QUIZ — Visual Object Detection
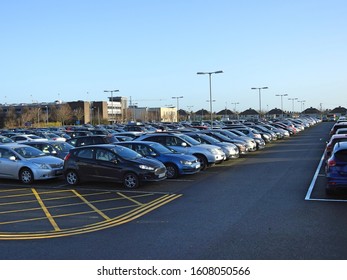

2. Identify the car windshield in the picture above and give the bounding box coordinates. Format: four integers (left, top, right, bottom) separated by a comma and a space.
199, 134, 220, 144
13, 146, 46, 158
335, 149, 347, 161
112, 145, 142, 160
0, 137, 14, 143
148, 142, 174, 154
178, 134, 201, 146
52, 142, 74, 152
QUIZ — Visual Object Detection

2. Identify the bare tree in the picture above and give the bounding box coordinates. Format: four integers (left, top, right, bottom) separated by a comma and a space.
4, 107, 17, 128
73, 107, 84, 124
56, 104, 73, 125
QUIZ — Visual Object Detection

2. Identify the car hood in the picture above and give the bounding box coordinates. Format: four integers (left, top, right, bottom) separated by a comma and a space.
130, 157, 164, 168
158, 153, 197, 161
26, 156, 64, 165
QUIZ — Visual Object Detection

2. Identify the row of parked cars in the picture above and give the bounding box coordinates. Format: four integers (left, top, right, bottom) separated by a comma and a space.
324, 117, 347, 194
0, 116, 320, 189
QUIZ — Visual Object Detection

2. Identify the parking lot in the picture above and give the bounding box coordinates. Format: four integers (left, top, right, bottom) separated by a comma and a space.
0, 123, 344, 241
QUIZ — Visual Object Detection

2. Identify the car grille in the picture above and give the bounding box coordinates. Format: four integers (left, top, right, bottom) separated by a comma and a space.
49, 163, 64, 169
155, 167, 166, 175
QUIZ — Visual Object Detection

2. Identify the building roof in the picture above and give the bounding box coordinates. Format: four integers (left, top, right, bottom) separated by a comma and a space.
240, 108, 259, 115
330, 106, 347, 114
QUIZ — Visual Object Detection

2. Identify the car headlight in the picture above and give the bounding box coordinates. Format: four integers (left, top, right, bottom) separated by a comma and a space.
180, 160, 193, 165
34, 163, 50, 169
139, 165, 155, 171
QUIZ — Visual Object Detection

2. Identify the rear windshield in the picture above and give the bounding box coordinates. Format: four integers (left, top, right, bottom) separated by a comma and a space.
335, 149, 347, 161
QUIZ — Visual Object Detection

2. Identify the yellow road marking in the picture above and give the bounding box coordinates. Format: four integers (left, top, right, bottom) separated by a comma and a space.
71, 190, 110, 221
117, 192, 144, 206
0, 193, 182, 239
31, 188, 60, 231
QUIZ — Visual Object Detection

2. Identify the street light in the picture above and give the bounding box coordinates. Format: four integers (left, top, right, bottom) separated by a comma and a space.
275, 94, 288, 114
104, 90, 119, 124
172, 96, 183, 122
288, 97, 298, 114
197, 70, 223, 128
298, 100, 306, 112
251, 87, 268, 117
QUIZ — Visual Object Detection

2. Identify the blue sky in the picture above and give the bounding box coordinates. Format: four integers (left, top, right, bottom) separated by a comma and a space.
1, 0, 346, 113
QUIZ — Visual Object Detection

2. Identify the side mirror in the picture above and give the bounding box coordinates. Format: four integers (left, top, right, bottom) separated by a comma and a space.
9, 156, 16, 161
181, 142, 187, 147
149, 152, 157, 157
112, 158, 118, 164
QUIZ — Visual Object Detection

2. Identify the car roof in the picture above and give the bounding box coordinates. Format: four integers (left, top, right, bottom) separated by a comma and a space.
330, 134, 347, 140
333, 141, 347, 151
0, 143, 30, 149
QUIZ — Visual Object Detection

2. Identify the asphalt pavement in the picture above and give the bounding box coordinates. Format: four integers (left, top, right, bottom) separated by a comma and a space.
2, 122, 346, 260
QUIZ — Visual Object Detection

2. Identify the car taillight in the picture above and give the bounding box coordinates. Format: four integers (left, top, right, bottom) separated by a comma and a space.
328, 159, 336, 167
64, 153, 71, 161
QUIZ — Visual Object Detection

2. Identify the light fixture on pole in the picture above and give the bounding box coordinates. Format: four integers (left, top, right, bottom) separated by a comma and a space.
197, 70, 223, 128
104, 89, 119, 124
288, 97, 298, 113
298, 100, 306, 112
172, 96, 183, 122
251, 87, 268, 117
275, 94, 288, 115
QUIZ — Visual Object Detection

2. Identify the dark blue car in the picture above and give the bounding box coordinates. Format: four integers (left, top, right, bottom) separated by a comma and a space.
116, 141, 201, 179
325, 142, 347, 194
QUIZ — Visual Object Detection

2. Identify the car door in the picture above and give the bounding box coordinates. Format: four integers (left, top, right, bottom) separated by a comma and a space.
0, 148, 20, 179
94, 147, 123, 182
74, 147, 97, 180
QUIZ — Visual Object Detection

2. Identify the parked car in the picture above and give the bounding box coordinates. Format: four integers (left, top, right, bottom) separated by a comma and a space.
323, 134, 347, 161
66, 135, 119, 147
329, 122, 347, 137
0, 135, 15, 144
182, 132, 240, 159
33, 131, 66, 142
22, 140, 74, 159
229, 129, 266, 150
325, 142, 347, 194
63, 144, 167, 189
11, 134, 48, 143
0, 143, 64, 184
116, 141, 201, 178
135, 132, 225, 170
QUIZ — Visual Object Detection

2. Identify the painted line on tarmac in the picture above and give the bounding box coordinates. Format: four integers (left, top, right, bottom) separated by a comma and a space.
305, 153, 347, 203
0, 192, 182, 240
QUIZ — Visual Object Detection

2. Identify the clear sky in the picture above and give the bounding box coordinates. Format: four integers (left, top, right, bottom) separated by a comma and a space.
1, 0, 346, 113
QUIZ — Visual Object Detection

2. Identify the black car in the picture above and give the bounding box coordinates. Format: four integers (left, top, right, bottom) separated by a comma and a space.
63, 144, 167, 189
66, 135, 119, 147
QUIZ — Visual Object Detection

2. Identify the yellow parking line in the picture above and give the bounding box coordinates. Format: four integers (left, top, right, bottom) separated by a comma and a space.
31, 188, 61, 231
117, 192, 144, 206
71, 190, 110, 221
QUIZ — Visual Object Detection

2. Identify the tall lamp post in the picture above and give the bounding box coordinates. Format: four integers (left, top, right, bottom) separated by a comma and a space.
197, 70, 223, 128
104, 89, 119, 124
251, 87, 268, 117
275, 94, 288, 117
298, 100, 306, 112
288, 97, 298, 115
172, 96, 183, 122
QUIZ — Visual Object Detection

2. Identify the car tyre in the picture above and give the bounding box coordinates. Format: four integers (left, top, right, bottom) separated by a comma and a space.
19, 168, 34, 184
195, 154, 208, 171
123, 172, 140, 189
165, 163, 179, 179
65, 170, 80, 186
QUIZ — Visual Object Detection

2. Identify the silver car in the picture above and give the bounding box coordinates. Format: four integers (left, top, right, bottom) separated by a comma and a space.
0, 143, 64, 184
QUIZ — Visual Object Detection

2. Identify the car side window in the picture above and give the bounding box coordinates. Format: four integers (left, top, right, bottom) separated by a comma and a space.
145, 136, 165, 145
96, 149, 115, 161
93, 137, 105, 144
0, 148, 14, 159
133, 144, 150, 156
76, 148, 94, 159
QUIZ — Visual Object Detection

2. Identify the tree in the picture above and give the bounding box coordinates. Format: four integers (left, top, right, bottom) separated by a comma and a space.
73, 107, 84, 124
56, 104, 73, 125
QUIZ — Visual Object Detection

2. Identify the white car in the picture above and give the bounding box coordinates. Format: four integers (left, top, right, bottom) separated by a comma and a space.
10, 134, 48, 143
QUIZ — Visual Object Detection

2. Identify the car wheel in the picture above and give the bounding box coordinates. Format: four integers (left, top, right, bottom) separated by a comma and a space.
195, 154, 208, 171
19, 168, 34, 184
165, 163, 179, 179
65, 170, 80, 186
123, 172, 139, 189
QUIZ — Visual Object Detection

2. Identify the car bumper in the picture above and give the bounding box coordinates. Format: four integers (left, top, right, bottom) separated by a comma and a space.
180, 162, 201, 175
33, 168, 64, 180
